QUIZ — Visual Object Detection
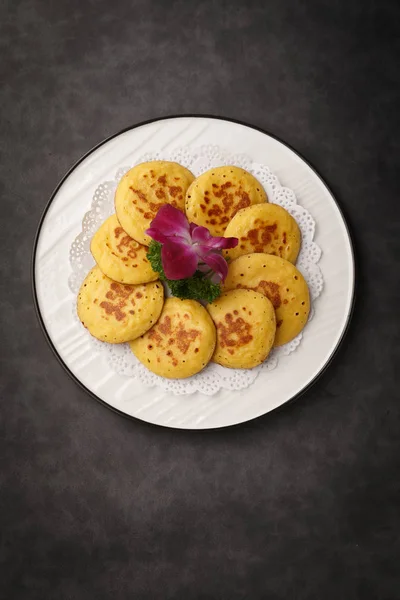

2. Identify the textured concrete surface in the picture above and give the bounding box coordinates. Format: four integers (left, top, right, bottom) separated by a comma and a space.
1, 1, 399, 598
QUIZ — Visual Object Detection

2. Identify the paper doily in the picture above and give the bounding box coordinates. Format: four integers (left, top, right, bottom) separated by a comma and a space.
68, 145, 323, 395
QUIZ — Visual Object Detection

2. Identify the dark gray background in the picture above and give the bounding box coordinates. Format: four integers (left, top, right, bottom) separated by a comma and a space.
1, 0, 399, 598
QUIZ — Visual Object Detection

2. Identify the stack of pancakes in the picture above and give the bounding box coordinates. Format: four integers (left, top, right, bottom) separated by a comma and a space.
77, 161, 310, 378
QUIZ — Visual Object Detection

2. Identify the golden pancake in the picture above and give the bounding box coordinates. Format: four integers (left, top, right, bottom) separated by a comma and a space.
130, 298, 216, 379
223, 203, 301, 263
185, 166, 267, 236
77, 266, 164, 343
207, 289, 276, 369
115, 161, 195, 246
223, 254, 310, 346
90, 214, 158, 284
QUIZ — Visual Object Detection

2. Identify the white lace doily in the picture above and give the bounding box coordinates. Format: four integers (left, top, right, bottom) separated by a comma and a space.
69, 145, 323, 396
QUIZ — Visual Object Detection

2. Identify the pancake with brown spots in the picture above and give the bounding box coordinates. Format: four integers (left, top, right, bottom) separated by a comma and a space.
77, 266, 164, 343
129, 298, 216, 378
115, 161, 195, 245
207, 289, 276, 368
223, 203, 301, 263
223, 253, 310, 346
90, 214, 158, 284
185, 166, 267, 236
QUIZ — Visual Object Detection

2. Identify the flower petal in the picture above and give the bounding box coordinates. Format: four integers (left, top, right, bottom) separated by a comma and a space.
199, 252, 229, 283
145, 228, 169, 244
146, 205, 190, 241
191, 224, 238, 250
190, 225, 213, 245
219, 235, 239, 249
161, 240, 198, 280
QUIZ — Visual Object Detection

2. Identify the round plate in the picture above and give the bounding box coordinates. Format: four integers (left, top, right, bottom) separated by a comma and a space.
33, 116, 355, 429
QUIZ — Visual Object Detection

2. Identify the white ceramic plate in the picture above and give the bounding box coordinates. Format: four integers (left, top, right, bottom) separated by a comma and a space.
33, 116, 355, 429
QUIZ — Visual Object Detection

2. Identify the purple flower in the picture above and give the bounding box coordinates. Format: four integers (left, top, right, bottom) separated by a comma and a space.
146, 205, 238, 282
